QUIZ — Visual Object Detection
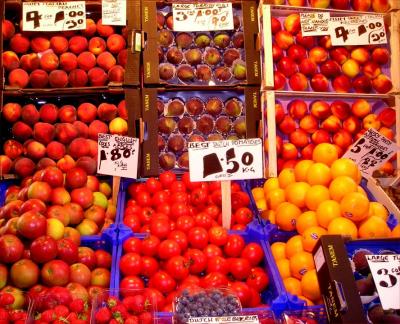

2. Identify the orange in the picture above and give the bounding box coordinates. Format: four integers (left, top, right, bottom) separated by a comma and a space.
276, 258, 291, 279
358, 216, 391, 239
312, 143, 338, 166
275, 202, 301, 231
261, 210, 276, 224
305, 185, 330, 211
298, 295, 314, 306
263, 178, 280, 195
286, 235, 304, 259
340, 192, 370, 222
294, 160, 314, 182
252, 187, 265, 201
368, 202, 389, 221
357, 186, 368, 197
306, 163, 332, 186
278, 168, 296, 189
255, 198, 267, 211
329, 176, 357, 202
271, 242, 287, 260
296, 211, 318, 234
302, 226, 327, 252
301, 269, 321, 302
327, 217, 358, 239
285, 182, 311, 208
392, 225, 400, 238
330, 158, 359, 182
283, 277, 302, 296
266, 188, 286, 210
316, 200, 341, 228
289, 251, 315, 279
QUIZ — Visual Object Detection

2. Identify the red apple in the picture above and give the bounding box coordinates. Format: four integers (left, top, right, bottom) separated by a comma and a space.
41, 166, 64, 188
71, 187, 93, 209
27, 181, 52, 202
372, 74, 393, 93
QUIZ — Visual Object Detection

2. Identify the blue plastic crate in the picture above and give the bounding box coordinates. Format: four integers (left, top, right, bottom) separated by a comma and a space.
0, 178, 18, 207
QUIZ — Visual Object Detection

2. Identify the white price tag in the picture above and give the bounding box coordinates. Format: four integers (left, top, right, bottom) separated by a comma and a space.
188, 139, 263, 182
97, 133, 139, 179
328, 15, 387, 46
102, 0, 126, 26
366, 254, 400, 310
300, 12, 330, 36
172, 3, 234, 32
22, 1, 86, 32
342, 128, 398, 176
188, 315, 259, 323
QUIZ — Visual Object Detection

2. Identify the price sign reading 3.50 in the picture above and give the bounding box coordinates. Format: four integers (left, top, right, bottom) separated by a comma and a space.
188, 139, 263, 182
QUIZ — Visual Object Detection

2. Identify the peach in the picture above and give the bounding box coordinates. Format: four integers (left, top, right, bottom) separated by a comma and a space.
69, 36, 88, 54
301, 143, 315, 159
33, 123, 56, 144
329, 47, 349, 65
49, 70, 69, 88
58, 105, 76, 123
363, 62, 381, 79
55, 123, 79, 144
97, 52, 116, 71
57, 154, 76, 172
0, 155, 12, 175
98, 103, 117, 121
284, 14, 301, 35
26, 141, 46, 160
50, 36, 69, 54
332, 0, 350, 9
96, 19, 115, 37
88, 67, 108, 86
40, 52, 59, 72
20, 53, 40, 71
117, 49, 127, 67
89, 120, 108, 140
14, 157, 36, 177
299, 58, 318, 77
310, 73, 329, 92
320, 60, 341, 79
289, 129, 309, 148
352, 75, 372, 93
372, 0, 390, 12
9, 34, 30, 53
39, 103, 58, 123
77, 51, 97, 71
341, 59, 360, 78
277, 57, 297, 77
288, 0, 306, 5
330, 100, 351, 120
371, 47, 390, 65
332, 75, 352, 93
108, 65, 125, 82
274, 71, 287, 90
3, 139, 23, 159
2, 103, 22, 123
296, 32, 315, 49
83, 19, 97, 37
377, 107, 395, 127
310, 100, 330, 120
2, 51, 20, 70
343, 116, 361, 134
118, 100, 127, 119
355, 129, 367, 140
88, 37, 106, 55
68, 69, 88, 87
275, 30, 294, 50
350, 47, 370, 64
372, 74, 393, 93
275, 103, 285, 123
311, 129, 331, 144
109, 117, 128, 135
321, 115, 342, 133
300, 114, 318, 133
8, 69, 29, 88
29, 69, 49, 88
2, 20, 15, 40
47, 141, 66, 160
310, 0, 330, 8
363, 113, 381, 130
309, 46, 328, 64
37, 157, 57, 169
333, 129, 353, 149
378, 126, 394, 140
106, 34, 126, 54
351, 99, 371, 118
73, 121, 89, 138
281, 142, 299, 160
30, 37, 50, 53
278, 115, 296, 134
86, 139, 98, 157
69, 138, 90, 159
21, 104, 40, 125
76, 156, 97, 175
288, 99, 308, 120
60, 53, 78, 72
289, 72, 308, 91
271, 17, 282, 34
77, 103, 97, 123
351, 0, 371, 10
272, 44, 284, 62
318, 35, 332, 49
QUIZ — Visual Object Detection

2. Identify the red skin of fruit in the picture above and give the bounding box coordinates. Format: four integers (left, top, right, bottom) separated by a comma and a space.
16, 211, 47, 240
41, 260, 71, 286
30, 235, 58, 264
65, 167, 88, 189
0, 234, 24, 263
71, 187, 93, 209
78, 247, 97, 270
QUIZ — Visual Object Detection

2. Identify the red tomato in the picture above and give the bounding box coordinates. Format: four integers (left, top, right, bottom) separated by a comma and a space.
156, 203, 171, 216
119, 253, 142, 276
145, 178, 162, 193
179, 275, 201, 287
170, 181, 186, 192
127, 183, 147, 199
149, 271, 176, 294
150, 218, 170, 239
124, 214, 141, 232
182, 173, 202, 191
139, 207, 155, 224
170, 192, 189, 204
140, 256, 159, 278
234, 207, 253, 225
208, 226, 228, 246
194, 213, 213, 229
142, 288, 165, 311
151, 190, 170, 206
246, 268, 269, 292
231, 192, 250, 211
231, 224, 247, 231
229, 282, 252, 307
140, 225, 151, 234
136, 191, 152, 207
170, 202, 189, 220
167, 230, 188, 251
208, 181, 221, 191
229, 258, 252, 280
211, 190, 222, 205
125, 203, 142, 216
183, 249, 207, 274
165, 256, 190, 280
248, 287, 262, 307
231, 182, 241, 192
190, 188, 208, 206
41, 260, 70, 286
203, 244, 223, 258
206, 256, 229, 275
224, 234, 245, 257
241, 243, 264, 266
176, 216, 195, 233
78, 247, 96, 270
204, 205, 220, 219
141, 235, 160, 257
95, 250, 112, 268
200, 272, 229, 288
159, 171, 177, 189
188, 227, 209, 249
120, 276, 145, 296
157, 240, 181, 260
123, 237, 142, 254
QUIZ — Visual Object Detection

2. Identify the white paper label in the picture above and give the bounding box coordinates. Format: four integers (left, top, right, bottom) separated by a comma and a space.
172, 3, 234, 32
97, 133, 139, 178
188, 315, 259, 323
314, 246, 325, 272
22, 1, 86, 31
328, 15, 387, 46
342, 128, 398, 176
366, 254, 400, 310
300, 12, 330, 36
102, 0, 126, 26
188, 139, 263, 182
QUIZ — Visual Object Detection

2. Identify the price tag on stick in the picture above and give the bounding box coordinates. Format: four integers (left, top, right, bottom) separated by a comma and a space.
342, 128, 399, 176
102, 0, 126, 26
97, 133, 139, 179
366, 254, 400, 310
22, 1, 86, 31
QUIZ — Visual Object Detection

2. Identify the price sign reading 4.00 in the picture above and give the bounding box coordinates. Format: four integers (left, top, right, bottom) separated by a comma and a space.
97, 133, 139, 179
188, 139, 263, 182
22, 1, 86, 32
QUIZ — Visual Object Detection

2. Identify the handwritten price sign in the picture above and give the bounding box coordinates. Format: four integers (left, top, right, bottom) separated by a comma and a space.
102, 0, 126, 26
172, 3, 234, 32
22, 1, 86, 31
300, 12, 330, 36
97, 133, 139, 178
328, 15, 387, 46
343, 128, 398, 176
188, 139, 263, 182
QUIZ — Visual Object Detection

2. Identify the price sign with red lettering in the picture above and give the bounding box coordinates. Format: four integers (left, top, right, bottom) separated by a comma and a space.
366, 254, 400, 310
97, 133, 139, 178
172, 3, 234, 32
22, 1, 86, 31
328, 15, 387, 46
188, 139, 263, 182
342, 128, 398, 176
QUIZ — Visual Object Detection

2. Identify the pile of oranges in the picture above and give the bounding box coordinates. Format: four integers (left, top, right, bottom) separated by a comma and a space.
251, 143, 400, 306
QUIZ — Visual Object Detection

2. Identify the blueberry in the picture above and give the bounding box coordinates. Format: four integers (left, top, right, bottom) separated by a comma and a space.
216, 308, 224, 316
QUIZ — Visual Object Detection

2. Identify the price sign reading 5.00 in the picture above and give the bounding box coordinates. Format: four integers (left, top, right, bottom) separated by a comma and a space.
188, 139, 263, 182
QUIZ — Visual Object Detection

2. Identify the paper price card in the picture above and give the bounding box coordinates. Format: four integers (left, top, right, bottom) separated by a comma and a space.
22, 1, 86, 32
172, 3, 234, 32
97, 133, 139, 178
328, 15, 387, 46
188, 315, 259, 323
300, 12, 330, 36
366, 254, 400, 310
188, 139, 263, 182
342, 128, 398, 176
102, 0, 126, 26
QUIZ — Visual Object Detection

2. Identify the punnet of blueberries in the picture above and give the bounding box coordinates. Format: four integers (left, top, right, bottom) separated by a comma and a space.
174, 288, 241, 323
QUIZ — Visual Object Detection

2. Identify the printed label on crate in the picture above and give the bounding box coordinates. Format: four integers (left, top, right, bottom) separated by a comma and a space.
22, 1, 86, 31
172, 3, 234, 32
102, 0, 126, 26
342, 128, 398, 176
188, 315, 259, 323
300, 12, 330, 36
188, 139, 263, 182
366, 254, 400, 310
97, 133, 139, 178
328, 15, 387, 46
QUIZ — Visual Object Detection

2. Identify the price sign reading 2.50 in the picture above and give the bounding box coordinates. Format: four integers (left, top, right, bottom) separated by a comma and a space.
188, 139, 263, 182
